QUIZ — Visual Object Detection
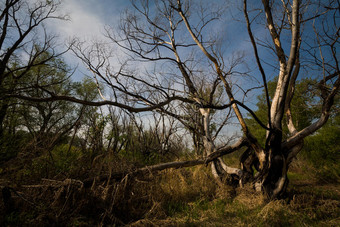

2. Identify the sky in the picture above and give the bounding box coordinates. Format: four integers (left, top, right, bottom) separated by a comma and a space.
45, 0, 256, 137
1, 0, 336, 147
48, 0, 263, 90
51, 0, 126, 39
44, 0, 267, 135
48, 0, 128, 80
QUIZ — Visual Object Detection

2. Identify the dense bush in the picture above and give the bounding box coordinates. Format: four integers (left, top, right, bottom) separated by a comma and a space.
302, 114, 340, 182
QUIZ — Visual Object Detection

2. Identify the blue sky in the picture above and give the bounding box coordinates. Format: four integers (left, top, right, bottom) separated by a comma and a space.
48, 0, 129, 80
49, 0, 327, 111
40, 0, 339, 140
51, 0, 257, 79
53, 0, 127, 37
46, 1, 271, 129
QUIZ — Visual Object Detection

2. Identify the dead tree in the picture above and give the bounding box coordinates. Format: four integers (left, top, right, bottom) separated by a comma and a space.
241, 0, 339, 198
7, 0, 339, 199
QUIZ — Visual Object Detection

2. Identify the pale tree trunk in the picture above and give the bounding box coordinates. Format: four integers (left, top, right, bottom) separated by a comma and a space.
200, 108, 242, 184
236, 0, 297, 198
178, 1, 267, 189
251, 0, 340, 198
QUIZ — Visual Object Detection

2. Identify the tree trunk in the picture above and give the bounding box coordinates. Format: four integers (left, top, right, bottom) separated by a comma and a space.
252, 141, 304, 199
199, 108, 242, 185
261, 152, 289, 199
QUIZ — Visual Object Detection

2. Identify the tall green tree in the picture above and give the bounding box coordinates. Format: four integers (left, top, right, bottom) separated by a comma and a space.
0, 0, 66, 137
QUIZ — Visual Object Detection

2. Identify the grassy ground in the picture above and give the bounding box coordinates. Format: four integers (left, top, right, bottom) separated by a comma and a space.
127, 165, 340, 227
1, 155, 339, 226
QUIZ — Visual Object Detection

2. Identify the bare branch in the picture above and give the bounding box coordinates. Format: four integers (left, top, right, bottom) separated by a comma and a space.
82, 137, 248, 187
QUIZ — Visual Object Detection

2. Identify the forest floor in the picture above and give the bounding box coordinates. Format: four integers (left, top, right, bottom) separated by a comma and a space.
0, 155, 339, 226
127, 163, 340, 227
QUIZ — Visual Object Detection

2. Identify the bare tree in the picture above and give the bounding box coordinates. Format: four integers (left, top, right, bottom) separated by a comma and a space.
70, 0, 248, 184
242, 0, 339, 197
7, 0, 339, 199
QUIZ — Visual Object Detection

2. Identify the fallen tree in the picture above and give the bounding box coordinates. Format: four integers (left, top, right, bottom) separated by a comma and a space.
82, 137, 248, 187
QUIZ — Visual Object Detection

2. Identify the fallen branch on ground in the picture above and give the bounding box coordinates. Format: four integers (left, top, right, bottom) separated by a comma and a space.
82, 137, 248, 187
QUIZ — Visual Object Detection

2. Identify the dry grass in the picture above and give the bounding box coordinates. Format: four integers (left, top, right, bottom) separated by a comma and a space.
1, 156, 340, 226
127, 164, 340, 227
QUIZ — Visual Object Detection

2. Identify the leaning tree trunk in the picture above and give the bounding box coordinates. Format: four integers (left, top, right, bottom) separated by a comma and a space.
200, 108, 242, 185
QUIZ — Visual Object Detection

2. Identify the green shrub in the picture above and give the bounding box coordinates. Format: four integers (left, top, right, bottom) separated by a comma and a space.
0, 131, 30, 163
302, 115, 340, 182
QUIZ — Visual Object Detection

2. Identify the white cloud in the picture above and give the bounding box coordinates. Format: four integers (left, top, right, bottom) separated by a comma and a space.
45, 0, 119, 81
51, 0, 105, 41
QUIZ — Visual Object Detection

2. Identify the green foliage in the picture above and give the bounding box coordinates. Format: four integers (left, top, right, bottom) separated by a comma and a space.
0, 131, 30, 163
114, 121, 181, 165
247, 78, 339, 180
14, 144, 83, 181
246, 78, 319, 145
73, 77, 102, 100
1, 52, 81, 148
118, 128, 165, 165
303, 114, 340, 182
50, 144, 83, 173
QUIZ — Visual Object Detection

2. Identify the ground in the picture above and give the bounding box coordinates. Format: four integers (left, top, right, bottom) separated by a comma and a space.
1, 155, 339, 226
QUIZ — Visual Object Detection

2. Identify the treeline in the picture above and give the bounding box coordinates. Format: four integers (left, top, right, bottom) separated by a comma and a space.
1, 53, 338, 184
0, 55, 186, 181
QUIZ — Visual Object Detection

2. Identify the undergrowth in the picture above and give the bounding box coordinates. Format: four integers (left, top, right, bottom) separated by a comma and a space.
0, 146, 339, 226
